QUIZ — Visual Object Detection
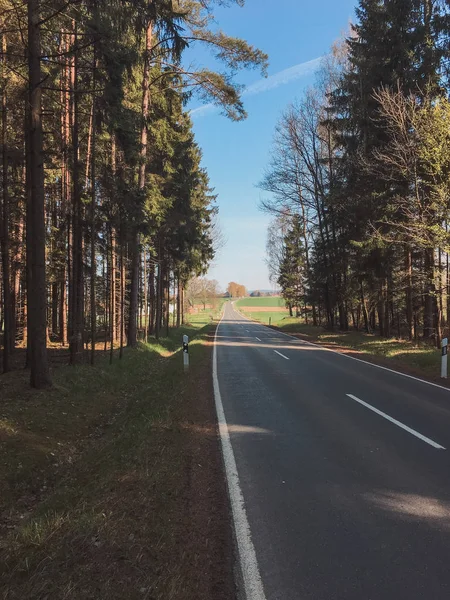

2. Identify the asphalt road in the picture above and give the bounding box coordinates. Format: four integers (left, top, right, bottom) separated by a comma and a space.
216, 301, 450, 600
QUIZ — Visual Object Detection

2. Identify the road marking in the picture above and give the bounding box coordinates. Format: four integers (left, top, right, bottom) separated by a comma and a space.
346, 394, 446, 450
233, 305, 450, 394
274, 350, 289, 360
255, 337, 261, 342
213, 313, 267, 600
233, 305, 447, 394
248, 316, 450, 393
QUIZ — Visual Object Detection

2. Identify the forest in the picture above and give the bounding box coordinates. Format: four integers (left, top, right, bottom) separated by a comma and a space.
0, 0, 267, 387
262, 0, 450, 347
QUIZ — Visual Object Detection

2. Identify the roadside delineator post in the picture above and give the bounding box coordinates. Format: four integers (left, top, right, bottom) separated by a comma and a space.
183, 334, 189, 371
441, 337, 448, 379
269, 317, 272, 326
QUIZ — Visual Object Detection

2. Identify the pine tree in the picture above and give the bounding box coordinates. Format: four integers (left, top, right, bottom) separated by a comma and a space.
278, 215, 305, 317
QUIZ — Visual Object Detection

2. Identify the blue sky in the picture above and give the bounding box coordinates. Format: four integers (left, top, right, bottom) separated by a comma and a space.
186, 0, 356, 292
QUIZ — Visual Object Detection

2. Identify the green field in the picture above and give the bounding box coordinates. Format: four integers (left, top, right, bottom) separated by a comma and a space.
235, 296, 288, 324
241, 311, 289, 325
185, 298, 228, 328
236, 296, 286, 307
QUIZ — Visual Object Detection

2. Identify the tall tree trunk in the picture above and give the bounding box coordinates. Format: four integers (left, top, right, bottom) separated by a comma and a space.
155, 261, 162, 341
51, 283, 58, 335
166, 269, 170, 338
144, 248, 148, 341
384, 278, 391, 338
119, 235, 124, 358
377, 299, 384, 337
59, 279, 66, 345
85, 98, 94, 189
110, 134, 117, 344
405, 247, 414, 340
359, 280, 370, 333
1, 37, 11, 373
128, 21, 153, 347
27, 0, 51, 387
89, 60, 96, 365
69, 32, 84, 364
11, 208, 24, 350
438, 246, 444, 342
61, 31, 70, 347
176, 276, 181, 328
103, 247, 107, 352
149, 261, 155, 335
423, 247, 435, 341
447, 233, 450, 331
51, 189, 58, 336
109, 227, 114, 364
181, 286, 185, 325
25, 92, 31, 367
127, 232, 139, 346
111, 229, 116, 343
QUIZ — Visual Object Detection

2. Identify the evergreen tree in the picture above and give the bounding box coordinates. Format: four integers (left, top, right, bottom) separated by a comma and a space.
278, 215, 305, 317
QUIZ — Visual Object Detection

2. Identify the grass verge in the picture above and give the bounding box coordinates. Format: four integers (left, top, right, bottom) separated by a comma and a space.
0, 316, 234, 599
274, 318, 443, 382
240, 311, 289, 325
234, 301, 443, 382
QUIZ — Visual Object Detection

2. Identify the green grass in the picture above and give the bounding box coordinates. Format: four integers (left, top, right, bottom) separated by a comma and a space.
185, 298, 227, 327
236, 296, 285, 307
143, 298, 227, 354
235, 296, 289, 324
275, 318, 442, 379
243, 311, 290, 324
0, 317, 228, 599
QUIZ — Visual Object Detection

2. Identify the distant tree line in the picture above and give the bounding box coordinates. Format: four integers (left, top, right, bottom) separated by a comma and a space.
262, 0, 450, 345
0, 0, 268, 387
227, 282, 247, 298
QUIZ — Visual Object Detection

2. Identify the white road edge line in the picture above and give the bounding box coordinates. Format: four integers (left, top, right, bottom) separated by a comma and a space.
274, 350, 290, 360
234, 305, 450, 394
346, 394, 446, 450
213, 307, 267, 600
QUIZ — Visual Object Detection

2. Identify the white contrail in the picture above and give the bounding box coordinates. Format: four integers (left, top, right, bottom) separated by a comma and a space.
190, 56, 323, 118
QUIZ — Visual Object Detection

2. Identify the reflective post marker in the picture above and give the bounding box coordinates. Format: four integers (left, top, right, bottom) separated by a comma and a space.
441, 338, 448, 379
183, 334, 189, 371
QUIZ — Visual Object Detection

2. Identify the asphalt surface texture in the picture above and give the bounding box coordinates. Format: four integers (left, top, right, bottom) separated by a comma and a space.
216, 301, 450, 600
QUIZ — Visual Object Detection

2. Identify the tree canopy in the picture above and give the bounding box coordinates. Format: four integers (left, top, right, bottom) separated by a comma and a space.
0, 0, 267, 386
261, 0, 450, 343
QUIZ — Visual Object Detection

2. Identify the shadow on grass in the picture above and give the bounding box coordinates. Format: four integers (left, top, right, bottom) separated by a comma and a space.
275, 320, 441, 378
1, 321, 234, 600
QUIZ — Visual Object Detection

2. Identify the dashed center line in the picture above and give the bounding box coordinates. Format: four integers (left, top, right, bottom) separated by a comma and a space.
274, 350, 289, 360
346, 394, 446, 450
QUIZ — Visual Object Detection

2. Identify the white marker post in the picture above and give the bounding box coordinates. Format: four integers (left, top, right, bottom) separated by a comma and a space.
441, 337, 448, 379
183, 334, 189, 372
